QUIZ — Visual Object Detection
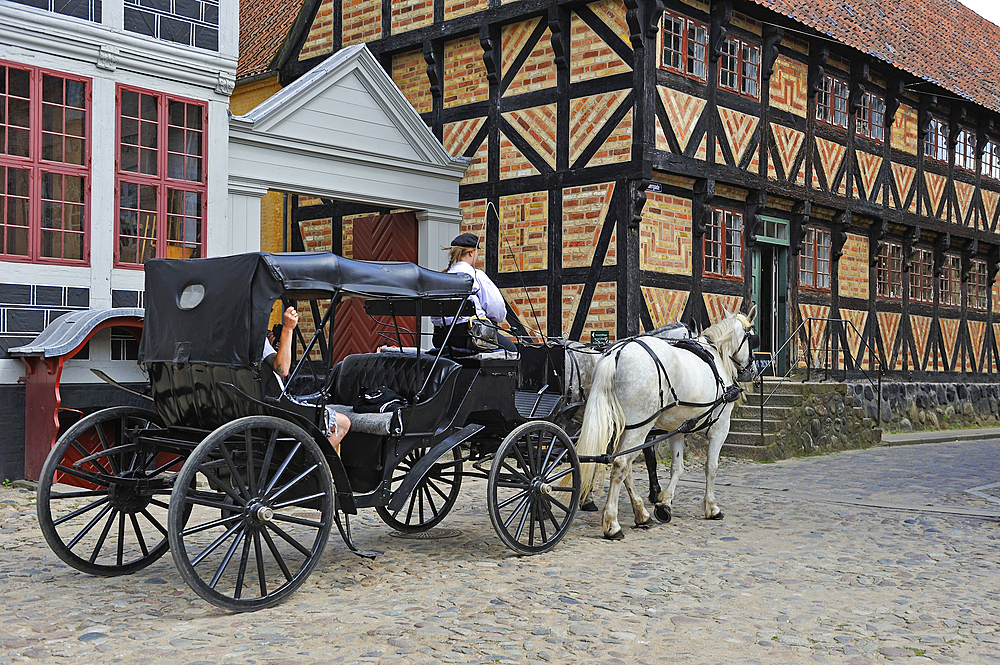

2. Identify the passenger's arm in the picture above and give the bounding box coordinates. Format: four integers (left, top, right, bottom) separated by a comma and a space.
272, 307, 299, 377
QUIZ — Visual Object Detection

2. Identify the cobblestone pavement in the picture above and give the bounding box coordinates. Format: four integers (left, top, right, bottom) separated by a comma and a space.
1, 438, 999, 665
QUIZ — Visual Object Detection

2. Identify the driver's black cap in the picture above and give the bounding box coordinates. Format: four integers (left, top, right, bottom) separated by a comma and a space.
451, 233, 480, 248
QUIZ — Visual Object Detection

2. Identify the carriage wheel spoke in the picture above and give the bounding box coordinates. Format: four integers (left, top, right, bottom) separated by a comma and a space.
503, 492, 531, 531
130, 513, 150, 557
69, 439, 113, 477
234, 529, 253, 600
148, 455, 184, 478
425, 477, 452, 503
260, 526, 293, 582
50, 489, 108, 500
197, 465, 247, 506
499, 460, 530, 485
53, 495, 109, 526
218, 442, 249, 501
244, 430, 258, 496
182, 513, 244, 536
273, 491, 326, 510
495, 488, 529, 510
264, 441, 303, 496
545, 493, 572, 516
253, 531, 268, 597
190, 522, 243, 566
272, 512, 325, 529
257, 429, 279, 492
141, 509, 168, 537
268, 463, 320, 504
54, 464, 110, 488
148, 498, 171, 510
183, 493, 243, 514
513, 495, 532, 541
117, 510, 126, 566
93, 423, 119, 475
66, 501, 112, 549
89, 507, 119, 564
540, 447, 569, 476
209, 526, 246, 590
266, 521, 313, 558
510, 444, 533, 478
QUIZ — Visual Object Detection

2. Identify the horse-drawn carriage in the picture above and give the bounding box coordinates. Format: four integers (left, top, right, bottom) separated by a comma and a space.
36, 252, 584, 611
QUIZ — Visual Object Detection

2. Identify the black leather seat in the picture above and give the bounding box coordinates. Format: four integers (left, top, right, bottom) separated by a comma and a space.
327, 353, 460, 407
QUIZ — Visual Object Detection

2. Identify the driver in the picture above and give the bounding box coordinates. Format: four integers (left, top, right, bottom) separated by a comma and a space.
264, 306, 351, 454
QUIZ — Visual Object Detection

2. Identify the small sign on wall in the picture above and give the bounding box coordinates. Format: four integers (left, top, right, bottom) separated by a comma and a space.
591, 330, 610, 346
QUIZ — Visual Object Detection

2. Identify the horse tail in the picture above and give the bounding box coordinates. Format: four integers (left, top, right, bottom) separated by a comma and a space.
576, 353, 625, 501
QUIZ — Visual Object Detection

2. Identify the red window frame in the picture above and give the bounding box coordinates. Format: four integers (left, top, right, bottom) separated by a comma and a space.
924, 117, 948, 162
115, 84, 207, 268
955, 129, 976, 171
939, 254, 961, 307
718, 38, 760, 99
704, 208, 743, 279
856, 92, 885, 142
876, 241, 903, 299
660, 10, 708, 82
982, 140, 1000, 180
799, 227, 831, 290
815, 74, 849, 129
0, 61, 90, 265
970, 259, 989, 311
908, 247, 933, 303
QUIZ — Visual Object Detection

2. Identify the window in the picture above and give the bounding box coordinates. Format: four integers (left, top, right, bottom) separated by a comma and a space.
660, 11, 708, 82
0, 63, 89, 264
719, 38, 760, 98
110, 326, 140, 361
982, 141, 1000, 180
799, 227, 831, 290
955, 129, 976, 171
908, 248, 933, 303
939, 254, 961, 307
970, 259, 989, 311
924, 117, 948, 162
876, 241, 903, 299
704, 209, 743, 278
856, 92, 885, 142
816, 74, 849, 129
116, 86, 206, 267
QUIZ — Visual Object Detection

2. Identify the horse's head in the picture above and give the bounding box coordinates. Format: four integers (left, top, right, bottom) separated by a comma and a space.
705, 306, 759, 381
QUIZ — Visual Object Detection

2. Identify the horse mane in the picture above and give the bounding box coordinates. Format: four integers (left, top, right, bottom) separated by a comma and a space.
700, 316, 742, 381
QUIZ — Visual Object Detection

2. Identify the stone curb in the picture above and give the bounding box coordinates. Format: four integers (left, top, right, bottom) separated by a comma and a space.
882, 427, 1000, 445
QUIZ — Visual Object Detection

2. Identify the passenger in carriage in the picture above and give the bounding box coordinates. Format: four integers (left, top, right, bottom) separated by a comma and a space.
264, 306, 351, 454
431, 233, 517, 353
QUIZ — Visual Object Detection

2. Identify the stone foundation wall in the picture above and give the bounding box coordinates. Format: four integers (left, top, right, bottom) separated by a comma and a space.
770, 384, 880, 457
849, 381, 1000, 432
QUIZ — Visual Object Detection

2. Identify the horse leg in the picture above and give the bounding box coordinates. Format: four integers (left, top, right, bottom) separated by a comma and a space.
621, 455, 653, 528
643, 446, 661, 504
703, 420, 728, 520
654, 435, 684, 523
601, 456, 630, 540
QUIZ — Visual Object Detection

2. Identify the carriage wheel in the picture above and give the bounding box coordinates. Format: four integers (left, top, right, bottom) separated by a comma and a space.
36, 406, 178, 576
488, 421, 581, 555
168, 416, 333, 612
376, 446, 463, 533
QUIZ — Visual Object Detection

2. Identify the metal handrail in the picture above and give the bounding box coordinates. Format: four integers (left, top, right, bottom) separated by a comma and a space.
753, 317, 882, 447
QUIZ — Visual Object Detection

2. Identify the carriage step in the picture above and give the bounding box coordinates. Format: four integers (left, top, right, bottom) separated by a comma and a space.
514, 391, 561, 419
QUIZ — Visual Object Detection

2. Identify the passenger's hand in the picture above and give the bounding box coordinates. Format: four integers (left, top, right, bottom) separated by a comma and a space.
282, 307, 299, 329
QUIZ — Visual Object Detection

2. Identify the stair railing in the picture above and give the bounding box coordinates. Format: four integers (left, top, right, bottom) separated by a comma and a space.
752, 317, 881, 447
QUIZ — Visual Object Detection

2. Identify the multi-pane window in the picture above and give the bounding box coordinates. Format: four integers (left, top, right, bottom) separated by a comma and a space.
704, 209, 743, 278
982, 140, 1000, 180
939, 254, 961, 307
924, 117, 948, 162
816, 75, 849, 129
970, 259, 989, 311
661, 11, 708, 82
876, 241, 903, 299
799, 227, 831, 290
719, 38, 760, 98
908, 248, 934, 303
856, 92, 885, 142
0, 63, 89, 264
116, 86, 206, 267
955, 129, 976, 170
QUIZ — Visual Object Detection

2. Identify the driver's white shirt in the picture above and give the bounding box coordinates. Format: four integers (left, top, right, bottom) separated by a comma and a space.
263, 339, 284, 390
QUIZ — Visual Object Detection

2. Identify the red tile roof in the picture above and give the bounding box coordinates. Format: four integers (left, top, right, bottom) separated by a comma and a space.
747, 0, 1000, 113
238, 0, 305, 80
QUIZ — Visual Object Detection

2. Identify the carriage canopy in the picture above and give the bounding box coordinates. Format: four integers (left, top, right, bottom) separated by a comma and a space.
139, 252, 473, 367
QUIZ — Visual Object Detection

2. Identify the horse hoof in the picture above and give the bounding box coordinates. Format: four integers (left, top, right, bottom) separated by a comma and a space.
707, 511, 725, 520
581, 500, 599, 512
654, 505, 672, 523
647, 492, 658, 504
604, 530, 625, 541
632, 517, 655, 529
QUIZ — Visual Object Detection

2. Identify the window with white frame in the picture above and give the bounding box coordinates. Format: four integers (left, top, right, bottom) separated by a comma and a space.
660, 11, 708, 82
982, 140, 1000, 180
970, 259, 989, 310
939, 254, 961, 307
909, 247, 934, 303
799, 227, 831, 290
704, 209, 743, 278
876, 241, 903, 299
955, 129, 976, 171
924, 117, 948, 162
718, 38, 760, 98
856, 92, 885, 142
816, 74, 849, 129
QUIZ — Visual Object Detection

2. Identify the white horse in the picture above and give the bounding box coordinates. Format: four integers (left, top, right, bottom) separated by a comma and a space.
574, 308, 757, 540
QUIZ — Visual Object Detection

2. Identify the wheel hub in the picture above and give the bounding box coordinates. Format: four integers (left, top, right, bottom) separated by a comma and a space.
107, 472, 153, 513
246, 499, 274, 524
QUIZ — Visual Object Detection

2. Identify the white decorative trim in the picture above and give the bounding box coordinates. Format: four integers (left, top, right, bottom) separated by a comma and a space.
96, 44, 119, 71
215, 71, 235, 96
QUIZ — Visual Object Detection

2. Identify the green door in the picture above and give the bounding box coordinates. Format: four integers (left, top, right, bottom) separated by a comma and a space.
751, 217, 789, 374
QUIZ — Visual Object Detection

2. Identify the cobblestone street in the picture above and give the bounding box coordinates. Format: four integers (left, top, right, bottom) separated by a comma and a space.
1, 438, 998, 665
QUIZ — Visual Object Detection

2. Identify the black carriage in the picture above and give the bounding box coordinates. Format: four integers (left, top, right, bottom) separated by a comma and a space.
36, 252, 582, 611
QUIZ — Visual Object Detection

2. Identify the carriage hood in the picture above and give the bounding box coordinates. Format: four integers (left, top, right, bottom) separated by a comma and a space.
138, 252, 473, 367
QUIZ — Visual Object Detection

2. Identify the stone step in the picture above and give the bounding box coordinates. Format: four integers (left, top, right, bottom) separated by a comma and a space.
739, 391, 802, 407
724, 430, 777, 448
718, 442, 771, 460
731, 404, 795, 420
728, 417, 785, 433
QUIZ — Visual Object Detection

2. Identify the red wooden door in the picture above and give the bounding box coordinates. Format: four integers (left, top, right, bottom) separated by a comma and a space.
332, 213, 418, 362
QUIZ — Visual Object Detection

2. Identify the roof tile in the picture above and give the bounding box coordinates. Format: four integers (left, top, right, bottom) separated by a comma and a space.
238, 0, 305, 80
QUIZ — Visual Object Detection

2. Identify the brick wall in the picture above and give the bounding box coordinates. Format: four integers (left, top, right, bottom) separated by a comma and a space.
230, 76, 282, 115
392, 49, 432, 115
570, 90, 631, 166
563, 282, 617, 341
443, 118, 488, 184
499, 130, 540, 178
444, 35, 489, 109
260, 191, 284, 254
504, 27, 557, 97
569, 6, 631, 83
586, 108, 632, 167
300, 0, 334, 60
838, 232, 869, 300
502, 286, 547, 338
444, 0, 487, 20
499, 191, 548, 272
891, 104, 918, 155
459, 199, 487, 270
342, 0, 381, 47
769, 55, 808, 118
562, 182, 616, 269
391, 0, 433, 35
642, 286, 689, 327
640, 192, 692, 274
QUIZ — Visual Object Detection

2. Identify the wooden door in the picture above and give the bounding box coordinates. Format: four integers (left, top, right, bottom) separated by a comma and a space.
331, 213, 418, 362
